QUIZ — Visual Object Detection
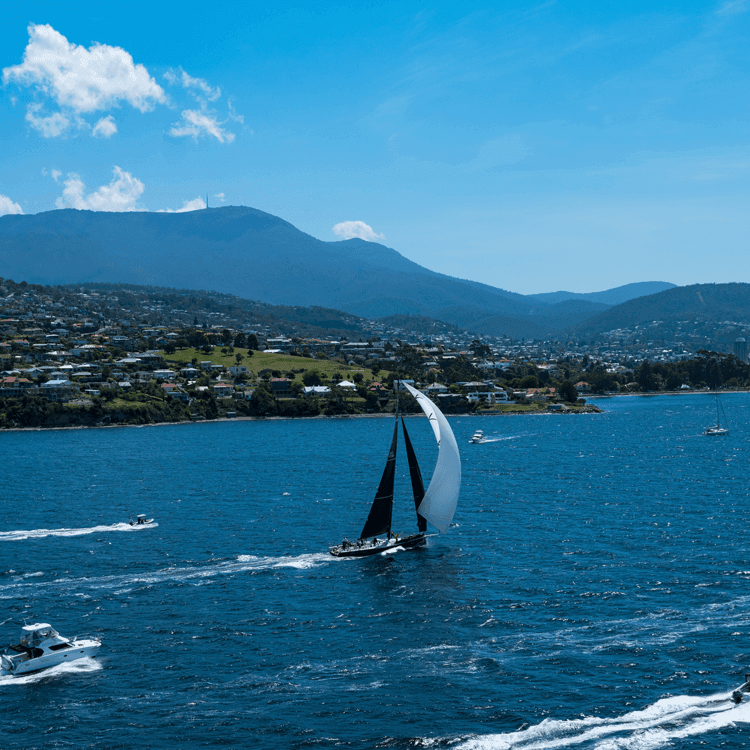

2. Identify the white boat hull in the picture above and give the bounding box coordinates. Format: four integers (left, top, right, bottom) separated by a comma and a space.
1, 638, 101, 675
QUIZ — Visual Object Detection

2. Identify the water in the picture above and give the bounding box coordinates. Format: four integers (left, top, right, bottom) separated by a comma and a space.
2, 392, 750, 749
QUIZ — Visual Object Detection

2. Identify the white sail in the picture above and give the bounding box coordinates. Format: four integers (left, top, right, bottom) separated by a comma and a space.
403, 382, 461, 532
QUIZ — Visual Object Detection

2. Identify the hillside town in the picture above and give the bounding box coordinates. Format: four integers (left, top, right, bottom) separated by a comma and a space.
1, 278, 749, 428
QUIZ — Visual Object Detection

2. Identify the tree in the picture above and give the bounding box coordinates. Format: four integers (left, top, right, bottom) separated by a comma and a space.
636, 361, 657, 391
303, 370, 322, 386
235, 352, 244, 365
251, 384, 276, 415
233, 332, 246, 348
470, 339, 491, 358
246, 334, 259, 350
559, 379, 578, 403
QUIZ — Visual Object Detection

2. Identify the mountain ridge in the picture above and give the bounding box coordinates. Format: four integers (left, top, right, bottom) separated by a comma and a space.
0, 206, 684, 338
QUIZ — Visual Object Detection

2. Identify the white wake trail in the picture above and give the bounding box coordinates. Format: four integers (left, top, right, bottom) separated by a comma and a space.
0, 657, 102, 687
0, 552, 333, 599
0, 522, 158, 542
451, 692, 750, 750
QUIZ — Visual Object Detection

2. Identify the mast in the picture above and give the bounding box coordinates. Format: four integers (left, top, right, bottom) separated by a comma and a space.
402, 418, 427, 532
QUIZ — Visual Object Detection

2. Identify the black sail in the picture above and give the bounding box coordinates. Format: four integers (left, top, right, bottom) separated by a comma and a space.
402, 418, 427, 532
359, 422, 398, 539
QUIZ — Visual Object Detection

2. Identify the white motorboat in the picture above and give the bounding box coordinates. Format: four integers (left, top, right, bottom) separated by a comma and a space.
1, 623, 101, 676
469, 430, 485, 444
130, 514, 155, 525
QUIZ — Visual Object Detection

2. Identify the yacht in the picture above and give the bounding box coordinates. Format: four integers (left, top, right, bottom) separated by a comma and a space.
469, 430, 485, 444
1, 623, 101, 676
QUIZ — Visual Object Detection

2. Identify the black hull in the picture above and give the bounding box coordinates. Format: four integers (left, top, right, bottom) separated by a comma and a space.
329, 533, 427, 558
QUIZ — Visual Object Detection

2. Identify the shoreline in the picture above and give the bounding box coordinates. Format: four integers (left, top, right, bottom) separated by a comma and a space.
9, 389, 742, 433
0, 405, 601, 433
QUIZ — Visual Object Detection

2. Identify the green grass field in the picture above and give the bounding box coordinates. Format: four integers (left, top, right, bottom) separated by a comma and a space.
162, 347, 390, 384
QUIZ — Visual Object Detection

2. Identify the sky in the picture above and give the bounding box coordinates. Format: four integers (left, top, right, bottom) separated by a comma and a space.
1, 1, 749, 295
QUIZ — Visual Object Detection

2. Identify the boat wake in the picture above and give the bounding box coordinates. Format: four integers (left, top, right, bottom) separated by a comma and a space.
0, 553, 333, 599
450, 692, 750, 750
0, 657, 102, 686
481, 436, 517, 443
0, 522, 158, 542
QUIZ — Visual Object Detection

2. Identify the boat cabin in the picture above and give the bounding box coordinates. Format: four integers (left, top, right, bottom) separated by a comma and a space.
20, 623, 59, 647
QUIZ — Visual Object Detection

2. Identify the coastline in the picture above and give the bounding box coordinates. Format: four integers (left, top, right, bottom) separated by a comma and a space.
0, 404, 602, 433
9, 388, 745, 434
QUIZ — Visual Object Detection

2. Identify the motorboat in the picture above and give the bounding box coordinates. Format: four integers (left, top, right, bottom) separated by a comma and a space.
731, 674, 750, 703
469, 430, 485, 444
130, 514, 154, 525
1, 623, 101, 676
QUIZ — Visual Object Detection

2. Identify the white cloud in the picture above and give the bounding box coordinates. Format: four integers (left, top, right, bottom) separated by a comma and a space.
0, 195, 24, 216
227, 99, 244, 124
165, 68, 221, 102
51, 168, 62, 182
26, 103, 70, 137
169, 109, 235, 143
92, 115, 117, 138
332, 221, 386, 242
3, 24, 166, 114
214, 192, 226, 202
181, 70, 221, 102
157, 197, 207, 213
55, 166, 145, 212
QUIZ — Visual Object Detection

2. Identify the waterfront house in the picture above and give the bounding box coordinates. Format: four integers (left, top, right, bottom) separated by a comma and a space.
213, 382, 234, 398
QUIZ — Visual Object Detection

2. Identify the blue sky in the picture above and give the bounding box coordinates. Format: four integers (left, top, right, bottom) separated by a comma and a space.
1, 1, 749, 295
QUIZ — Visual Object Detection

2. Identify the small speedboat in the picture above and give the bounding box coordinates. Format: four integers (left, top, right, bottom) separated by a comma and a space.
469, 430, 485, 444
130, 514, 154, 526
730, 674, 750, 704
1, 623, 101, 676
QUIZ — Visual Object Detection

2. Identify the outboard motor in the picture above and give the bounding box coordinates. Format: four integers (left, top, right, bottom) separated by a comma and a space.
732, 690, 743, 704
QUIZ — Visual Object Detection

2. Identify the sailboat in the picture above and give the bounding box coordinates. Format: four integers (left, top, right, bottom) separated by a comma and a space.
704, 394, 729, 436
329, 382, 461, 558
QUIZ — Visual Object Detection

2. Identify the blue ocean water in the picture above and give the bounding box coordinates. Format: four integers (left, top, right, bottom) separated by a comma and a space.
2, 392, 750, 749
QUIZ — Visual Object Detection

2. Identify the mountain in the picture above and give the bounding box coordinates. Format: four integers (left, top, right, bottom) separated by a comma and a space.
567, 283, 750, 337
529, 281, 676, 306
0, 206, 554, 336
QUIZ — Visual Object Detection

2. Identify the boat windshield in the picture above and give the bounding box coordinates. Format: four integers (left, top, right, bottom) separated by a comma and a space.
21, 626, 58, 645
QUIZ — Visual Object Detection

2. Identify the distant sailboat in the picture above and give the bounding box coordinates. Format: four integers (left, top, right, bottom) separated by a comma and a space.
329, 382, 461, 558
704, 394, 729, 436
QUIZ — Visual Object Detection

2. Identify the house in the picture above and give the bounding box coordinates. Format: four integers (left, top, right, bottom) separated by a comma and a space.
227, 365, 247, 376
394, 379, 415, 391
424, 382, 448, 397
303, 385, 330, 396
40, 378, 78, 402
337, 380, 357, 390
269, 378, 293, 396
153, 369, 177, 380
162, 383, 189, 402
212, 382, 234, 398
